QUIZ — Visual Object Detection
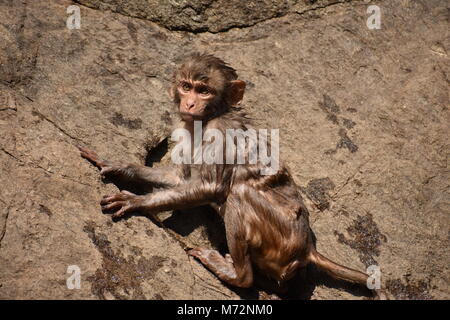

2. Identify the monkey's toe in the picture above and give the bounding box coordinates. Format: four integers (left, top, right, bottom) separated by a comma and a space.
187, 248, 209, 262
225, 253, 234, 264
187, 248, 202, 257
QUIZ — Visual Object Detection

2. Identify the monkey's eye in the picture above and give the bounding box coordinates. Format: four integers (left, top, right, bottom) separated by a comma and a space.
180, 82, 192, 92
198, 86, 211, 96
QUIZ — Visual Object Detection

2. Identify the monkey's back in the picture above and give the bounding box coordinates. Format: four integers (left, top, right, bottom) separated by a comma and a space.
225, 165, 313, 282
202, 111, 313, 281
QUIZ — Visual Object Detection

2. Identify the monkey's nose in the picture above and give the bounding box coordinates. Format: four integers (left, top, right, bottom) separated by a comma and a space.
186, 101, 195, 110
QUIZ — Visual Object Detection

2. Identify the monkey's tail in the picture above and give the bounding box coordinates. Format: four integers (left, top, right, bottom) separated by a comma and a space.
308, 249, 388, 299
308, 249, 368, 285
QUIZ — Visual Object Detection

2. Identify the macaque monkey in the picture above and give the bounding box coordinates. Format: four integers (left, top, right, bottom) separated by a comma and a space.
78, 53, 386, 299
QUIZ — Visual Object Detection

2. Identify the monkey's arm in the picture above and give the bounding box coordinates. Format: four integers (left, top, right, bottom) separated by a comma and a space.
100, 181, 219, 218
109, 164, 184, 188
78, 146, 183, 187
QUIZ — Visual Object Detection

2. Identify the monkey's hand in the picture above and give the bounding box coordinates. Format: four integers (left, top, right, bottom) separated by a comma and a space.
100, 190, 146, 219
77, 146, 124, 177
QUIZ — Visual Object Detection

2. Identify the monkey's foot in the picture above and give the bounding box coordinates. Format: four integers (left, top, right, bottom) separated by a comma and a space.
188, 248, 248, 287
100, 190, 145, 218
258, 291, 282, 300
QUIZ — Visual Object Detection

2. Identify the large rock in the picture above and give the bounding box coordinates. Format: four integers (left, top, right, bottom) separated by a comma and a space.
0, 0, 448, 299
73, 0, 294, 33
73, 0, 364, 33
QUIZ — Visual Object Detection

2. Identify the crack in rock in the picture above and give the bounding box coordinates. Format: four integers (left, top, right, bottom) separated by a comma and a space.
72, 0, 365, 34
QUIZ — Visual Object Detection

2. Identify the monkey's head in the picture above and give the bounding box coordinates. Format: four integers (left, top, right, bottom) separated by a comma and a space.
170, 53, 246, 122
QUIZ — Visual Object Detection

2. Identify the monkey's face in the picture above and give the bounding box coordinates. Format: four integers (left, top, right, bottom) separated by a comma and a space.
177, 80, 217, 121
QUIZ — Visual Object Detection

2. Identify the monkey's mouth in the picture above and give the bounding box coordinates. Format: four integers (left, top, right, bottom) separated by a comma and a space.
179, 112, 204, 121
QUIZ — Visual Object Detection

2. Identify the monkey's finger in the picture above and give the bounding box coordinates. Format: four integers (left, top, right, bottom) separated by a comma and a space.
81, 154, 100, 165
121, 190, 136, 196
78, 147, 102, 165
82, 153, 100, 164
101, 191, 137, 203
100, 167, 116, 176
100, 194, 124, 205
112, 205, 132, 218
78, 147, 110, 168
101, 201, 126, 212
77, 146, 98, 157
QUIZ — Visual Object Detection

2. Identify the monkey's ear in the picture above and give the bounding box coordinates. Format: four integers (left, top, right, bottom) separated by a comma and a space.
226, 80, 246, 106
168, 86, 176, 99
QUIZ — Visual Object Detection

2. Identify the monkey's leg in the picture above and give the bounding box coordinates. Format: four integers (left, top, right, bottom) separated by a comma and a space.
188, 206, 253, 288
188, 249, 253, 288
78, 146, 183, 187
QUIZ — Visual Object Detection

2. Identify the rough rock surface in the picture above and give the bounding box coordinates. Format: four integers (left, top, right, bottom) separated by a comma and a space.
73, 0, 359, 33
0, 0, 448, 299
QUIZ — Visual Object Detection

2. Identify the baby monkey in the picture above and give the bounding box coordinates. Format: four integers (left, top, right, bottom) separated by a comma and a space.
79, 53, 386, 299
